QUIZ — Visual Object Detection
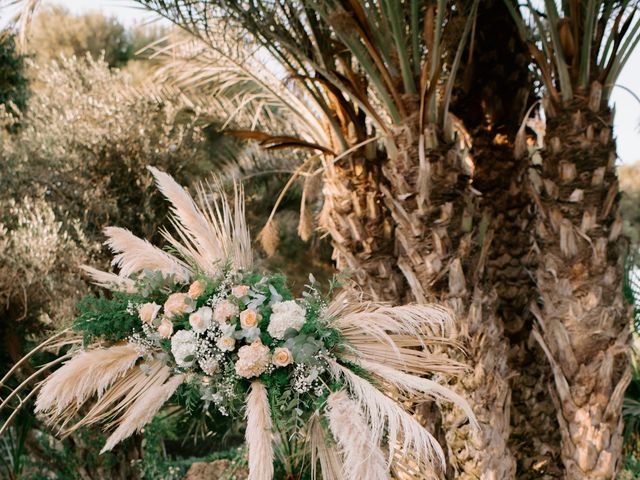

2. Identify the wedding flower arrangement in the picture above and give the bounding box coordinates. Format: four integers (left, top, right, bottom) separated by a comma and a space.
34, 168, 476, 480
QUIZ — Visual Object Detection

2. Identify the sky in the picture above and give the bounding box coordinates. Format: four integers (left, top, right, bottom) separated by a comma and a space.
4, 0, 640, 164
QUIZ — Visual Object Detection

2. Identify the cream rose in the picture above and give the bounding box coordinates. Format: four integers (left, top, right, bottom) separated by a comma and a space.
164, 293, 194, 318
188, 280, 206, 299
235, 341, 271, 378
272, 347, 293, 367
157, 318, 174, 338
231, 285, 250, 298
189, 306, 213, 333
240, 308, 261, 329
213, 300, 239, 323
217, 336, 236, 352
138, 302, 161, 325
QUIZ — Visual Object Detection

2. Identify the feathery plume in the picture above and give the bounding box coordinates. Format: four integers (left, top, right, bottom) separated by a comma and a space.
104, 226, 191, 281
246, 381, 274, 480
257, 218, 279, 257
80, 266, 136, 293
359, 359, 478, 431
36, 344, 141, 421
100, 374, 184, 453
328, 360, 445, 473
326, 390, 388, 480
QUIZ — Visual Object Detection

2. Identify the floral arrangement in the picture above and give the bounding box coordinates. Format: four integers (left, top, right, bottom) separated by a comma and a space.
34, 168, 476, 480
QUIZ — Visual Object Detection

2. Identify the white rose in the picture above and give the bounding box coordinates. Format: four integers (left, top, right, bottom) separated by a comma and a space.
213, 300, 240, 323
138, 302, 161, 325
217, 336, 236, 352
267, 300, 306, 339
189, 306, 213, 333
157, 318, 174, 338
171, 330, 198, 368
235, 341, 271, 378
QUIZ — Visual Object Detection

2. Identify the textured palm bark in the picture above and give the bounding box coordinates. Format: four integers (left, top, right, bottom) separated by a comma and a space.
530, 95, 630, 479
320, 149, 404, 302
382, 117, 516, 479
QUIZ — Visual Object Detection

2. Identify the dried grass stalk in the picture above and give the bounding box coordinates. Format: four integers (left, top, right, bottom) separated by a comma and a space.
80, 266, 136, 293
308, 413, 343, 480
257, 218, 279, 257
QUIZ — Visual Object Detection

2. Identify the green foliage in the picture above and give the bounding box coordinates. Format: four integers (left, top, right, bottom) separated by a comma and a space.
74, 292, 140, 343
0, 31, 28, 114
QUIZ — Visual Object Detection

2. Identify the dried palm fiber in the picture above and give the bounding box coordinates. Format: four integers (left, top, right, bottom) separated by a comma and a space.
245, 381, 274, 480
257, 217, 279, 257
101, 373, 184, 453
148, 166, 251, 274
326, 390, 388, 480
35, 343, 142, 423
104, 226, 191, 281
308, 413, 343, 480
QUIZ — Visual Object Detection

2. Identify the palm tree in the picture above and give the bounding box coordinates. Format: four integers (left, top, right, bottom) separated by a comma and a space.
135, 0, 638, 478
6, 0, 639, 477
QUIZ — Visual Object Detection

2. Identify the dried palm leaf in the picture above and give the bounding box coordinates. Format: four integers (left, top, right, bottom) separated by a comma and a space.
80, 265, 137, 293
308, 413, 342, 480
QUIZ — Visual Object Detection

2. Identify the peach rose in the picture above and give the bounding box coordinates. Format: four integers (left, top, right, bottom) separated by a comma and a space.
231, 285, 250, 298
164, 293, 194, 318
157, 318, 174, 338
272, 347, 293, 367
213, 300, 239, 323
240, 308, 261, 329
188, 280, 206, 299
216, 336, 236, 352
138, 302, 161, 325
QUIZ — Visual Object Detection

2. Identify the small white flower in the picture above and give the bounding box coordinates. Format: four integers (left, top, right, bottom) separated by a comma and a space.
267, 300, 306, 339
171, 330, 198, 368
189, 306, 213, 333
217, 336, 236, 352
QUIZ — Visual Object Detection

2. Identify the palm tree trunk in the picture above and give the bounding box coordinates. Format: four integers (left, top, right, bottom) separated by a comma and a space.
530, 91, 631, 479
383, 118, 516, 479
320, 148, 404, 302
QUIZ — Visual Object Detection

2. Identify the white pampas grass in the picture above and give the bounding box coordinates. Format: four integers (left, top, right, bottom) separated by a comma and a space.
104, 226, 191, 282
80, 266, 136, 292
328, 360, 445, 473
326, 390, 389, 480
35, 344, 141, 422
358, 359, 478, 431
148, 166, 252, 274
245, 381, 274, 480
327, 294, 465, 376
308, 414, 343, 480
100, 373, 184, 453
